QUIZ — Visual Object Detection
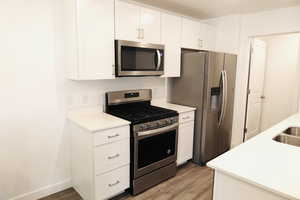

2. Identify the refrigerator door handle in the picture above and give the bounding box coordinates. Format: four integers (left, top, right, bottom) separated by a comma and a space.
218, 70, 228, 127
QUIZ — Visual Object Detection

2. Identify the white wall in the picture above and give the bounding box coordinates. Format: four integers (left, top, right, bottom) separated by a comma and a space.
203, 15, 241, 54
0, 1, 166, 200
205, 6, 300, 147
260, 34, 300, 131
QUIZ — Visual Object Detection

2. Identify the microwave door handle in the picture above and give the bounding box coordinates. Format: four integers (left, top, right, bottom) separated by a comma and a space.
156, 49, 161, 71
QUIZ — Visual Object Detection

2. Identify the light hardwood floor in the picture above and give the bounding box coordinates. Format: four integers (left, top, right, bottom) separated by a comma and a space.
39, 162, 214, 200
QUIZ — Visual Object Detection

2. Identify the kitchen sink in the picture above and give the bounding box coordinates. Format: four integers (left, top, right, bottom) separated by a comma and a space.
282, 127, 300, 137
273, 134, 300, 147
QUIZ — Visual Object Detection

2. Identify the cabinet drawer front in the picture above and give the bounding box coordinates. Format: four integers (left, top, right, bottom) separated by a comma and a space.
179, 111, 195, 124
94, 126, 129, 146
95, 139, 130, 175
95, 165, 129, 200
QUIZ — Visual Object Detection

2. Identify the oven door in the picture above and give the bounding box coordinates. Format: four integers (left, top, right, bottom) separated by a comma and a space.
134, 123, 178, 178
116, 40, 164, 77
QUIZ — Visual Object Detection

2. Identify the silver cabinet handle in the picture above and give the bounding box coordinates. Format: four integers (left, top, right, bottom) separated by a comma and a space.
137, 28, 141, 39
107, 153, 120, 160
156, 49, 161, 71
108, 180, 120, 187
107, 134, 119, 139
199, 39, 203, 48
182, 116, 190, 120
141, 28, 144, 39
260, 95, 266, 99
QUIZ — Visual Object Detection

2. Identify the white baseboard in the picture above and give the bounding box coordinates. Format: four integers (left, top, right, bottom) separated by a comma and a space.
9, 179, 72, 200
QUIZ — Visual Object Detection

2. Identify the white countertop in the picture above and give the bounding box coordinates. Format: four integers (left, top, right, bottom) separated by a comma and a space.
67, 101, 195, 132
151, 100, 196, 113
68, 107, 130, 132
208, 114, 300, 200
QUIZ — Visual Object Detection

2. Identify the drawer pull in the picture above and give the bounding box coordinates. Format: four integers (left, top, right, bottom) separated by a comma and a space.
182, 116, 190, 120
108, 180, 120, 187
108, 154, 120, 160
107, 134, 119, 139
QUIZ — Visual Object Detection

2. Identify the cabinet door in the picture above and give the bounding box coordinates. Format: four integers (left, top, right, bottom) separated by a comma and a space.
200, 23, 216, 51
181, 18, 201, 50
76, 0, 115, 80
140, 7, 161, 44
115, 0, 141, 42
177, 121, 195, 166
161, 13, 181, 77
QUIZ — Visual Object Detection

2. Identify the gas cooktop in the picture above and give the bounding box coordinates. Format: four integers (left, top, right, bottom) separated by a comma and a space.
106, 102, 177, 124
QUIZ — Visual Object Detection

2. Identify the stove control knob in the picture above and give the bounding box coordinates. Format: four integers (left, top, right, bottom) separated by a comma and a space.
166, 119, 171, 124
159, 121, 165, 127
140, 125, 147, 131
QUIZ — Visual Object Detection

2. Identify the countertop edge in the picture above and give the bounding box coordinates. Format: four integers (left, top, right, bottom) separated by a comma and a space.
208, 164, 300, 200
68, 117, 131, 133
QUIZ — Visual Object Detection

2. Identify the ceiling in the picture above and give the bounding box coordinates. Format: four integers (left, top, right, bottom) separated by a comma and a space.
132, 0, 300, 19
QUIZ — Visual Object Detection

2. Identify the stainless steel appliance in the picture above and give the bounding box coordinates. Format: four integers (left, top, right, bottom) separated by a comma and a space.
106, 89, 178, 195
169, 51, 237, 164
115, 40, 164, 77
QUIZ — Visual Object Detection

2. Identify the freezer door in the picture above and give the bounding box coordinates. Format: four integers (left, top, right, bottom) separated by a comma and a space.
199, 52, 224, 164
219, 54, 237, 154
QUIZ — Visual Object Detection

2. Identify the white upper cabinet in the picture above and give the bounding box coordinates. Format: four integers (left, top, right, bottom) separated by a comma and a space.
115, 0, 161, 44
181, 18, 201, 50
200, 23, 216, 51
115, 0, 141, 42
65, 0, 115, 80
140, 7, 161, 44
161, 13, 181, 77
181, 18, 216, 51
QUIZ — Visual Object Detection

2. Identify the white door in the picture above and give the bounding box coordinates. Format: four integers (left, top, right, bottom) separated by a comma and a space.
260, 34, 300, 130
140, 7, 161, 44
115, 0, 141, 42
181, 18, 201, 50
161, 13, 181, 77
245, 39, 267, 140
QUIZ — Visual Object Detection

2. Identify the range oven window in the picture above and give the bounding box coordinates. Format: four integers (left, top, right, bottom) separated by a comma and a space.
120, 46, 164, 71
137, 130, 176, 169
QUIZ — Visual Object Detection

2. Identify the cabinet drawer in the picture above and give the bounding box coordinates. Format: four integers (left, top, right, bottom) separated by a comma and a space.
95, 165, 129, 200
94, 126, 129, 146
179, 111, 195, 124
95, 139, 130, 175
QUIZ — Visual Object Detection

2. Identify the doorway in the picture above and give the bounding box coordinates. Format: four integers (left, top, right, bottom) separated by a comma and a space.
244, 33, 300, 141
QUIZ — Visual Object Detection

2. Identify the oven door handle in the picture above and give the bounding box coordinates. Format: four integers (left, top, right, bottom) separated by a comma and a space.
156, 49, 161, 71
137, 123, 179, 137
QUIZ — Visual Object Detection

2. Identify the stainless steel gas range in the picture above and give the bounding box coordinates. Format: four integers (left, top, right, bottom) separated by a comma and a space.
105, 89, 178, 195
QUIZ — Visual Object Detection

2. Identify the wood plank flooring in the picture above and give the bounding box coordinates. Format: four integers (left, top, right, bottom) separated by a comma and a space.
39, 162, 213, 200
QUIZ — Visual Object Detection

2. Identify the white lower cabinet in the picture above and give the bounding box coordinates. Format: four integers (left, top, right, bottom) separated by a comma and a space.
71, 124, 130, 200
94, 139, 130, 175
177, 111, 195, 166
95, 165, 130, 200
213, 171, 288, 200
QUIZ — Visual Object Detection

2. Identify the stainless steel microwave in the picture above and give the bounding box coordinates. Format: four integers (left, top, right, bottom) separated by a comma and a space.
115, 40, 164, 77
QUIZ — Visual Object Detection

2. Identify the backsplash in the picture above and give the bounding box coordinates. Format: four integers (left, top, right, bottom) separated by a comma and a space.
64, 77, 166, 111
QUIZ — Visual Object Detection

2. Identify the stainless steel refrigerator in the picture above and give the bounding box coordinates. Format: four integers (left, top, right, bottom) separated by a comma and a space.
168, 51, 237, 164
